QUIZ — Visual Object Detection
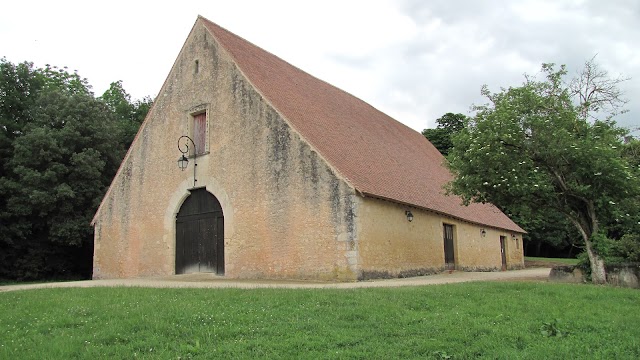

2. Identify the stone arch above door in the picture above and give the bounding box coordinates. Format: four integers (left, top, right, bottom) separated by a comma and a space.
164, 175, 234, 238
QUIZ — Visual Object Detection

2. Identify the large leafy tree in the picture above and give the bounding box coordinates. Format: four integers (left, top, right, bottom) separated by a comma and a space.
100, 80, 153, 149
502, 202, 579, 257
447, 62, 638, 284
422, 112, 466, 156
0, 58, 150, 280
425, 112, 578, 257
0, 60, 43, 277
606, 138, 640, 263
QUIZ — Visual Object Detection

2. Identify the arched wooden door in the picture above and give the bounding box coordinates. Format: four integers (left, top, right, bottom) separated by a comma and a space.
175, 189, 224, 275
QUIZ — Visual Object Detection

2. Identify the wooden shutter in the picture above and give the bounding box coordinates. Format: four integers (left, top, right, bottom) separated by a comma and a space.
194, 113, 207, 155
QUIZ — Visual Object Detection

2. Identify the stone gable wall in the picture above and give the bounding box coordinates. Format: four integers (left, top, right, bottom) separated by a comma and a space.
93, 21, 357, 281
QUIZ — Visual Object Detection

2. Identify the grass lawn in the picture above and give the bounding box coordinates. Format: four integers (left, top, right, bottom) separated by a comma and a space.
525, 256, 580, 265
1, 282, 638, 359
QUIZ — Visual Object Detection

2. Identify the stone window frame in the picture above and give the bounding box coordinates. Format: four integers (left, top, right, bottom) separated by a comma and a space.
186, 103, 210, 156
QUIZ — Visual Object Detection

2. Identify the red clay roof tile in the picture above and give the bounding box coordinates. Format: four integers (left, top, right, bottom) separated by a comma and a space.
201, 17, 524, 233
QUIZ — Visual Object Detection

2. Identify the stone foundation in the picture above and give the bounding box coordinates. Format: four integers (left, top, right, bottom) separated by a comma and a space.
549, 264, 639, 288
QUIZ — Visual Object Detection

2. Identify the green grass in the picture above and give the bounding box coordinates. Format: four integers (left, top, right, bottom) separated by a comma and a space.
525, 256, 580, 265
1, 283, 638, 359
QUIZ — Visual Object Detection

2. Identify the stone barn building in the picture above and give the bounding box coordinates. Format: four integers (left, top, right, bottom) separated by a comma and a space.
91, 16, 525, 281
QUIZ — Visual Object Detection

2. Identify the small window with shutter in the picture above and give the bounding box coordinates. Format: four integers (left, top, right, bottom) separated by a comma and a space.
193, 113, 207, 155
186, 104, 209, 156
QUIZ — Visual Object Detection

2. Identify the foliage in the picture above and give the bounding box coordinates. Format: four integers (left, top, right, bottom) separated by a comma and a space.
424, 112, 578, 256
99, 80, 152, 149
447, 62, 639, 283
540, 319, 569, 338
422, 112, 466, 156
0, 58, 151, 280
1, 283, 639, 359
504, 201, 579, 257
610, 233, 640, 264
432, 350, 452, 359
622, 138, 640, 167
605, 138, 640, 262
40, 64, 92, 96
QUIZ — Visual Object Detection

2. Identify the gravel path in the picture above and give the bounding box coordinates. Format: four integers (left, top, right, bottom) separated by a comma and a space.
0, 268, 551, 292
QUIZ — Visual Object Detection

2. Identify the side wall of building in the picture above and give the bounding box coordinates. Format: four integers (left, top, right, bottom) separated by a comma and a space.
93, 21, 358, 281
355, 197, 524, 279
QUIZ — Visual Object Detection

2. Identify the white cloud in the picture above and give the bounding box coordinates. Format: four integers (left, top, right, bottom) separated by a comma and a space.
1, 0, 638, 133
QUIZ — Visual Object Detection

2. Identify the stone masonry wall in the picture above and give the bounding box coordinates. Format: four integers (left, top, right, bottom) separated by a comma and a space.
93, 20, 357, 281
356, 197, 524, 279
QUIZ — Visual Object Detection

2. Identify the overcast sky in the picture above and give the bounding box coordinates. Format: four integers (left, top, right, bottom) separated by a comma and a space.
1, 0, 638, 132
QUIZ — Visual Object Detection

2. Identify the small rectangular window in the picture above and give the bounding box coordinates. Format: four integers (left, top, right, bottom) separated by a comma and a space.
193, 113, 207, 155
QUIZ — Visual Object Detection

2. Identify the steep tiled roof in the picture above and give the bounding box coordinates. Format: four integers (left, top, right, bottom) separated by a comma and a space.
201, 17, 524, 233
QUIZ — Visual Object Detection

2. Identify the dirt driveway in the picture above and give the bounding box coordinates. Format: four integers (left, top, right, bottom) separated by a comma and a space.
0, 268, 551, 292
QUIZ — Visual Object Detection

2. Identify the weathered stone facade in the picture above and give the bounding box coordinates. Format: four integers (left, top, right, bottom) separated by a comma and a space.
92, 17, 524, 281
356, 198, 524, 280
93, 22, 357, 280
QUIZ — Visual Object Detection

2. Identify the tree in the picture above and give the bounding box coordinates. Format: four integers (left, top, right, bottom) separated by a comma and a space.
570, 56, 630, 122
0, 59, 151, 280
606, 138, 640, 263
0, 59, 46, 277
503, 202, 579, 257
623, 137, 640, 167
422, 113, 466, 156
447, 62, 638, 284
423, 111, 577, 257
100, 80, 153, 149
0, 59, 44, 173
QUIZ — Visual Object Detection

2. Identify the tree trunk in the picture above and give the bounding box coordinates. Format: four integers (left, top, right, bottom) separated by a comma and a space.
567, 212, 607, 284
583, 236, 607, 284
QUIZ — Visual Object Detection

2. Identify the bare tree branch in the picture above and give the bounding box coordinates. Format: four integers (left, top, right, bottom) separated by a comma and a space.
569, 55, 630, 121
